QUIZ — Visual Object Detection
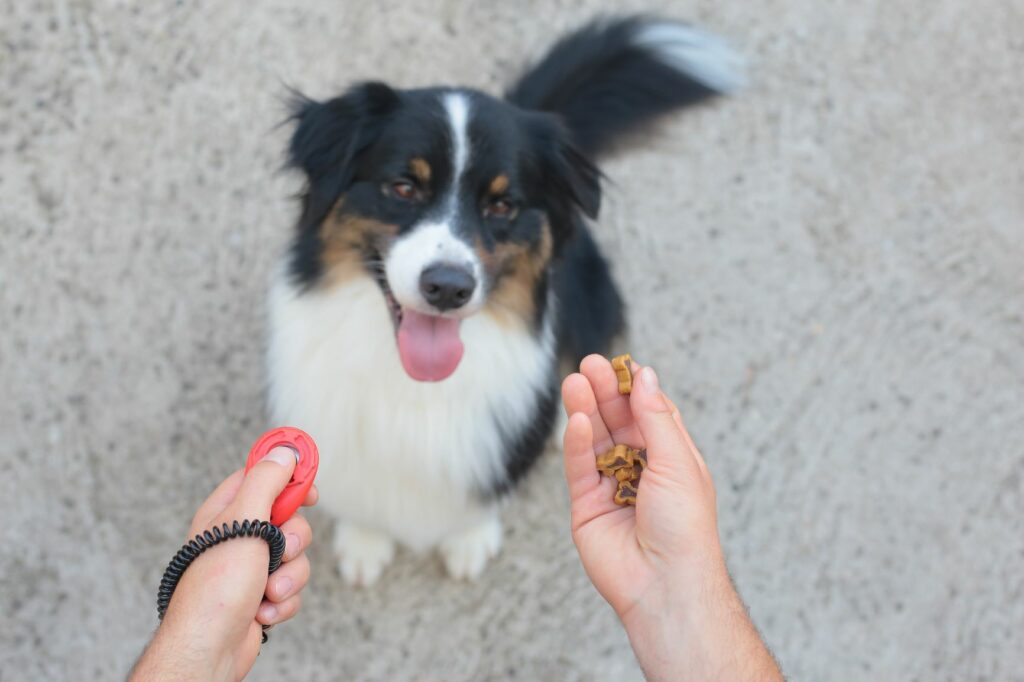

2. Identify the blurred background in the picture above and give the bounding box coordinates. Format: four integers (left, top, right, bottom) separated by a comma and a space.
1, 1, 1021, 680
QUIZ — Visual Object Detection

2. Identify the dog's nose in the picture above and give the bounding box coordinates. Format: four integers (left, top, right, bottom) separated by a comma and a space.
419, 264, 476, 311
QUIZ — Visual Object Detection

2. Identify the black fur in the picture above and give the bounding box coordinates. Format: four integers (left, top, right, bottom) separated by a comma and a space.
553, 228, 625, 361
506, 15, 723, 158
288, 82, 400, 229
285, 82, 400, 288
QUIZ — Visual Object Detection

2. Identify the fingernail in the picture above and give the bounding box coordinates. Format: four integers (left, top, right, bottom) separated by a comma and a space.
260, 603, 278, 621
286, 533, 301, 558
262, 446, 296, 467
641, 367, 660, 395
275, 576, 294, 598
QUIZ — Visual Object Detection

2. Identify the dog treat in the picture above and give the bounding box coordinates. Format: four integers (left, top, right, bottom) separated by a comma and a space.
613, 480, 638, 506
594, 356, 646, 506
636, 449, 648, 468
596, 443, 647, 506
596, 444, 634, 476
611, 354, 633, 394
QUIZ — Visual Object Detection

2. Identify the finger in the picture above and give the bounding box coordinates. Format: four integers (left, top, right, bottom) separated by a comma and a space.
189, 468, 245, 535
563, 413, 620, 531
279, 514, 313, 562
562, 372, 612, 451
265, 553, 309, 603
663, 395, 684, 432
233, 446, 297, 520
663, 396, 712, 483
580, 354, 644, 449
562, 412, 600, 502
302, 484, 319, 507
629, 367, 702, 483
257, 593, 302, 626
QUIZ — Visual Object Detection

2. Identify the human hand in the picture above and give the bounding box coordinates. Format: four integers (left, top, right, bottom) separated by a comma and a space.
562, 356, 782, 681
562, 355, 721, 622
131, 447, 318, 682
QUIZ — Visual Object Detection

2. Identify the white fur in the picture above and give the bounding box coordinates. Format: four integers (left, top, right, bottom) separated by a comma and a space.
266, 264, 556, 582
439, 515, 503, 581
631, 20, 747, 93
334, 524, 395, 587
385, 222, 484, 315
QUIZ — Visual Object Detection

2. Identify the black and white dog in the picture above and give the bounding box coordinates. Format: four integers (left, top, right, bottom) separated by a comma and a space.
267, 16, 742, 584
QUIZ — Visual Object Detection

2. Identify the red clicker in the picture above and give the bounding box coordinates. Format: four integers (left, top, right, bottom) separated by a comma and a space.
244, 426, 319, 526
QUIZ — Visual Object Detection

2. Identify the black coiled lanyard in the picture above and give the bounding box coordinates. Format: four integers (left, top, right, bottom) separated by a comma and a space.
156, 519, 286, 644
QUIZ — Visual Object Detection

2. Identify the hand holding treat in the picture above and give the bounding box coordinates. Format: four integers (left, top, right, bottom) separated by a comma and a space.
561, 356, 783, 682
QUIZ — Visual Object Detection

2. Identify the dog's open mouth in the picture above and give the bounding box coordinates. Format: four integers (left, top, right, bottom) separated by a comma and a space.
366, 251, 465, 382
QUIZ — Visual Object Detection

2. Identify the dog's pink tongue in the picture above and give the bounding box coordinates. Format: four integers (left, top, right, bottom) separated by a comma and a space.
397, 310, 464, 382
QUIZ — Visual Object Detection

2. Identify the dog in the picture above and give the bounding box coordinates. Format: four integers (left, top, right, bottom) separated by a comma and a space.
267, 15, 743, 585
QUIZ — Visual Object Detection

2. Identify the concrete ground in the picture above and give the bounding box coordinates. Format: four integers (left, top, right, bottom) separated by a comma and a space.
2, 1, 1022, 680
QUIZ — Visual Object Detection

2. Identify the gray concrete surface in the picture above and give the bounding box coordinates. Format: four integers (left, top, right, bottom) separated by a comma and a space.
2, 1, 1022, 680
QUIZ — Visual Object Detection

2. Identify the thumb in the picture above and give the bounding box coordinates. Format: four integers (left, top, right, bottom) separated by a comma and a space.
233, 446, 297, 520
629, 367, 702, 483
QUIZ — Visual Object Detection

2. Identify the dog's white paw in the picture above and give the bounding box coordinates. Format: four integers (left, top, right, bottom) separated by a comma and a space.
439, 516, 503, 580
334, 524, 395, 587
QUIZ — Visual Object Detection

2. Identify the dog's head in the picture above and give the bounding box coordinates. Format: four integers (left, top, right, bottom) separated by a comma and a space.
286, 82, 600, 381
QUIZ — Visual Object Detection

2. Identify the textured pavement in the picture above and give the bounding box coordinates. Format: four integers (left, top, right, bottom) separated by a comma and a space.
1, 1, 1022, 680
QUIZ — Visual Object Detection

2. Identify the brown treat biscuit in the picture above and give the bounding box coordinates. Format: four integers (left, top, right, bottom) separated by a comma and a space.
597, 444, 646, 505
611, 354, 633, 395
614, 480, 638, 506
631, 449, 648, 480
596, 444, 632, 475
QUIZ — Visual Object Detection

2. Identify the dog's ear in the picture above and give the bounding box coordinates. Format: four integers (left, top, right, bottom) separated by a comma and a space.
527, 114, 602, 249
288, 81, 399, 229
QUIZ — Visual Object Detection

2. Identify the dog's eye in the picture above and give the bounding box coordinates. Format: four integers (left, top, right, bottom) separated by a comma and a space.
485, 198, 516, 219
390, 180, 419, 201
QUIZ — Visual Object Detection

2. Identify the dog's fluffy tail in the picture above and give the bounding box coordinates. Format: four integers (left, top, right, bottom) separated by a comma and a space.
506, 15, 745, 158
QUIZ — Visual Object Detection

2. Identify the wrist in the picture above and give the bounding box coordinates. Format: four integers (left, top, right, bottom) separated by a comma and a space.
148, 567, 259, 680
619, 540, 729, 623
618, 552, 753, 680
621, 561, 783, 682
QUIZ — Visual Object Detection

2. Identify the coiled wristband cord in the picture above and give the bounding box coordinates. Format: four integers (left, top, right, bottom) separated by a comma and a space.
157, 519, 286, 644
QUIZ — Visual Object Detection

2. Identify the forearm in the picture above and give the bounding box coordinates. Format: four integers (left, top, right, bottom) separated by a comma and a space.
130, 623, 226, 682
621, 565, 784, 682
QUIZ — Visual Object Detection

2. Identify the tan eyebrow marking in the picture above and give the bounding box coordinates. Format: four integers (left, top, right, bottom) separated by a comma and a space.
489, 174, 509, 195
409, 157, 432, 183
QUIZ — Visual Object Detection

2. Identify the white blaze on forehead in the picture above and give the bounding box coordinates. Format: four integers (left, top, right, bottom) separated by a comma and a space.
443, 92, 471, 204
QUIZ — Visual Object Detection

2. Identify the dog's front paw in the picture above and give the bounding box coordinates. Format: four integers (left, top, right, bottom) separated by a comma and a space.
439, 515, 503, 580
334, 524, 396, 587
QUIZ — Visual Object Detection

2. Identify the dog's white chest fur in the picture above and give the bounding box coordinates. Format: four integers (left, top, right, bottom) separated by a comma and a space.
267, 269, 553, 551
